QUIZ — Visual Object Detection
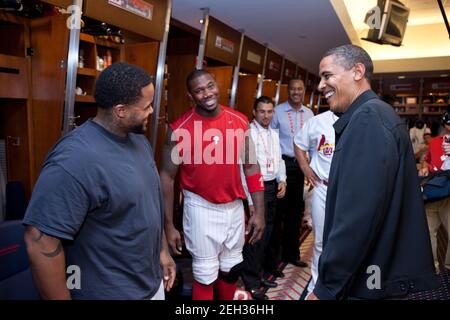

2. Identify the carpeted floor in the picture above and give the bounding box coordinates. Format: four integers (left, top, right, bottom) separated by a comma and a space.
236, 228, 450, 300
172, 228, 450, 300
265, 233, 314, 300
234, 229, 314, 300
409, 268, 450, 300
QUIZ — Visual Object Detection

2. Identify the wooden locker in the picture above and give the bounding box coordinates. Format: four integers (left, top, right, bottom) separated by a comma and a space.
206, 66, 234, 107
278, 84, 289, 104
262, 80, 277, 102
236, 74, 258, 120
29, 14, 69, 185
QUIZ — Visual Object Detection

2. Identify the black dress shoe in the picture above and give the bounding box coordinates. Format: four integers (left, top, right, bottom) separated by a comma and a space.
261, 278, 277, 288
271, 269, 285, 278
288, 260, 308, 268
248, 288, 268, 300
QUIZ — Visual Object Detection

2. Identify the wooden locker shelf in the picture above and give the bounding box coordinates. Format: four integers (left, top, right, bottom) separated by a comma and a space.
95, 37, 122, 50
75, 33, 123, 124
77, 67, 98, 77
75, 95, 96, 103
79, 33, 97, 70
80, 32, 96, 44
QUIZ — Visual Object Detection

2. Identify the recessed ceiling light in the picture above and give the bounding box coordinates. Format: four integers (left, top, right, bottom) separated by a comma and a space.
199, 19, 204, 24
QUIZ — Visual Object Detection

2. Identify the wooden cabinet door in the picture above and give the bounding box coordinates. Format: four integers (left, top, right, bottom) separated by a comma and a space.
278, 84, 289, 105
206, 66, 233, 107
124, 42, 159, 76
236, 74, 258, 120
262, 80, 277, 102
123, 41, 163, 162
29, 14, 69, 187
0, 102, 32, 197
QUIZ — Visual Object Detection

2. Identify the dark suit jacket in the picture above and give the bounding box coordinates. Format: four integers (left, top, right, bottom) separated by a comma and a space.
314, 90, 439, 299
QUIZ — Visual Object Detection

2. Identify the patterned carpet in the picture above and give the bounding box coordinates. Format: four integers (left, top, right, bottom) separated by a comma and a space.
409, 225, 450, 300
235, 230, 314, 300
236, 227, 450, 300
409, 269, 450, 300
265, 233, 314, 300
174, 227, 450, 300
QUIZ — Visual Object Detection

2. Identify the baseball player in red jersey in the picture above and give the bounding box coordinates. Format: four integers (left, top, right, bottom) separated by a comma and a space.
160, 69, 265, 300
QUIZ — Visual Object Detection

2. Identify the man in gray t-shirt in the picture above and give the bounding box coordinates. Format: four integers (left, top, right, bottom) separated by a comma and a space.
23, 63, 175, 300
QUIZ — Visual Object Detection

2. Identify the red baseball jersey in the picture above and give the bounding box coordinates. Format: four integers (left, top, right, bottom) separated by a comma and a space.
170, 106, 249, 204
424, 136, 445, 171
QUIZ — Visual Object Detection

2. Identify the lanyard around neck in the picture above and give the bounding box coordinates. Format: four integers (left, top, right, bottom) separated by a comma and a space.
287, 108, 304, 137
252, 120, 273, 159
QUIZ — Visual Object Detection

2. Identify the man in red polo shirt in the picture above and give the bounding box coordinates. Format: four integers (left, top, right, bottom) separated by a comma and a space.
160, 69, 265, 300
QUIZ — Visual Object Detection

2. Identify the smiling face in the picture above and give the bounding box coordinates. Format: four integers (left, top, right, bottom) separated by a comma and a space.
253, 101, 274, 129
318, 55, 361, 114
288, 79, 305, 108
188, 73, 220, 116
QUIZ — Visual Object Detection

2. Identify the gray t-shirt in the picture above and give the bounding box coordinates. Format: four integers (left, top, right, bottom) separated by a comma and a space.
23, 119, 163, 299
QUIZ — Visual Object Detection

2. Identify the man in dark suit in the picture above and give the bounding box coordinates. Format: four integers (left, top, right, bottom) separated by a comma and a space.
307, 44, 439, 300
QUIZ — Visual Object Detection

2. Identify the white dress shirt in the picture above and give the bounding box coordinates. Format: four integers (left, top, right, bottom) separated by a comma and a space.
242, 120, 287, 206
251, 120, 286, 183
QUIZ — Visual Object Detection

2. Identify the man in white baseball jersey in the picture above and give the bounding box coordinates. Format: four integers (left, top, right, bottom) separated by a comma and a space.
241, 96, 287, 300
294, 110, 337, 296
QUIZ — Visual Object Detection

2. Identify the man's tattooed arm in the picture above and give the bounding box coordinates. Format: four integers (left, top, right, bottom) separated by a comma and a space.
41, 242, 63, 258
31, 229, 64, 258
24, 226, 71, 299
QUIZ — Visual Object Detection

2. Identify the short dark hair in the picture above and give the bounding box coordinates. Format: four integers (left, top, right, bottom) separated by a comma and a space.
186, 69, 212, 92
253, 96, 274, 110
322, 44, 374, 81
94, 62, 152, 109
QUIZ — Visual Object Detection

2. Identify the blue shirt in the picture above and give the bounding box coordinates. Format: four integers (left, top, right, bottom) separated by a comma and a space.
271, 101, 315, 157
23, 120, 163, 299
